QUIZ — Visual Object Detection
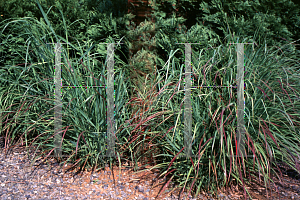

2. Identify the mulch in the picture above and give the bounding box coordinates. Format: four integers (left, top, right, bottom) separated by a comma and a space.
1, 140, 300, 199
0, 142, 196, 200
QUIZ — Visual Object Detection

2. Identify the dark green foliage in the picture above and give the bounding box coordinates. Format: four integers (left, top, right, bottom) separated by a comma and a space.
149, 0, 300, 72
83, 0, 128, 18
1, 0, 300, 70
0, 0, 131, 66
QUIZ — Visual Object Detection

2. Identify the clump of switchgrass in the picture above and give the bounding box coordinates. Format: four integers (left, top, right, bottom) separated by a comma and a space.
155, 42, 299, 199
122, 36, 300, 199
0, 1, 135, 172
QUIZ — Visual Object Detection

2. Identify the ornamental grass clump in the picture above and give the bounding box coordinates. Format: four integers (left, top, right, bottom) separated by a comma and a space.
131, 36, 300, 199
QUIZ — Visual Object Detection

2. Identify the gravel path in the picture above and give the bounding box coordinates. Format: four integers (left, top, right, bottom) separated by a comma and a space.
1, 142, 300, 199
0, 144, 200, 200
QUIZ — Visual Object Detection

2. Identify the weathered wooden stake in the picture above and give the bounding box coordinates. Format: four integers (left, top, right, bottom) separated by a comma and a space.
54, 42, 62, 158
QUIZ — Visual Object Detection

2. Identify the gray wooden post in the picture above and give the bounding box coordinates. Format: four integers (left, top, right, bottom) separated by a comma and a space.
54, 42, 63, 158
98, 42, 124, 158
184, 43, 192, 158
93, 42, 124, 158
176, 42, 201, 158
236, 44, 246, 157
106, 43, 115, 158
230, 42, 255, 158
236, 43, 246, 158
